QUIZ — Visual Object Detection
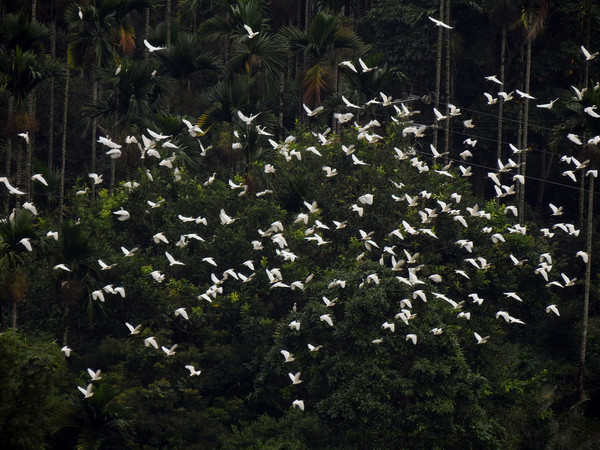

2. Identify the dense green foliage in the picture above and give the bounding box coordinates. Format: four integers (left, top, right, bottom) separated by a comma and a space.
1, 0, 600, 448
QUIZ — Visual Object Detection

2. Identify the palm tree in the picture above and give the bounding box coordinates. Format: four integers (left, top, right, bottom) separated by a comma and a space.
199, 0, 287, 94
84, 57, 172, 191
198, 0, 267, 64
65, 0, 152, 195
283, 11, 364, 108
52, 220, 98, 345
339, 56, 405, 122
0, 208, 36, 333
177, 0, 222, 32
227, 28, 288, 96
52, 384, 135, 450
199, 74, 278, 178
0, 12, 51, 206
150, 30, 221, 112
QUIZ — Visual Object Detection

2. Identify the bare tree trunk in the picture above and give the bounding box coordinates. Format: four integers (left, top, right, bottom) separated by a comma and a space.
579, 168, 586, 226
331, 53, 340, 133
166, 0, 171, 47
577, 173, 594, 399
519, 32, 532, 220
443, 0, 451, 163
433, 0, 444, 150
305, 0, 311, 30
583, 0, 591, 84
62, 303, 69, 346
26, 93, 35, 201
497, 25, 506, 163
59, 70, 69, 213
28, 0, 37, 200
535, 149, 554, 212
4, 97, 13, 213
279, 72, 284, 131
144, 7, 150, 61
11, 300, 17, 334
110, 159, 116, 195
91, 79, 98, 199
15, 137, 23, 210
48, 18, 56, 168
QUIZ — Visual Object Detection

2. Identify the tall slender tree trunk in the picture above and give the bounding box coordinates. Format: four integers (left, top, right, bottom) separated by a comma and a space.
15, 137, 23, 210
62, 303, 69, 346
535, 149, 553, 212
28, 0, 37, 200
144, 7, 150, 61
166, 0, 171, 47
91, 79, 98, 199
583, 0, 591, 84
443, 0, 451, 163
4, 97, 14, 213
278, 72, 284, 131
577, 173, 594, 399
519, 29, 532, 220
497, 25, 506, 163
110, 159, 116, 195
48, 18, 56, 168
59, 70, 70, 213
433, 0, 444, 150
26, 95, 35, 201
11, 299, 17, 334
579, 2, 591, 226
579, 167, 586, 226
331, 53, 340, 133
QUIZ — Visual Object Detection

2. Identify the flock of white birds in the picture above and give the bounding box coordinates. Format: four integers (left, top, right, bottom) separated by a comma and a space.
3, 18, 597, 413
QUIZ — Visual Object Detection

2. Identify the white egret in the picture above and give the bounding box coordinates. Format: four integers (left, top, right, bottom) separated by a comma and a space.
16, 204, 40, 223
166, 252, 185, 266
288, 372, 303, 385
320, 314, 334, 327
581, 45, 598, 61
219, 209, 237, 225
78, 384, 94, 399
87, 368, 102, 381
406, 334, 418, 345
19, 238, 33, 251
485, 75, 502, 85
31, 173, 48, 186
175, 307, 189, 320
88, 173, 103, 185
162, 344, 178, 356
144, 39, 166, 52
125, 322, 141, 335
292, 399, 305, 411
243, 24, 259, 39
113, 208, 130, 221
185, 365, 202, 376
303, 103, 324, 116
428, 16, 453, 29
474, 332, 489, 344
280, 350, 295, 363
144, 337, 159, 349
